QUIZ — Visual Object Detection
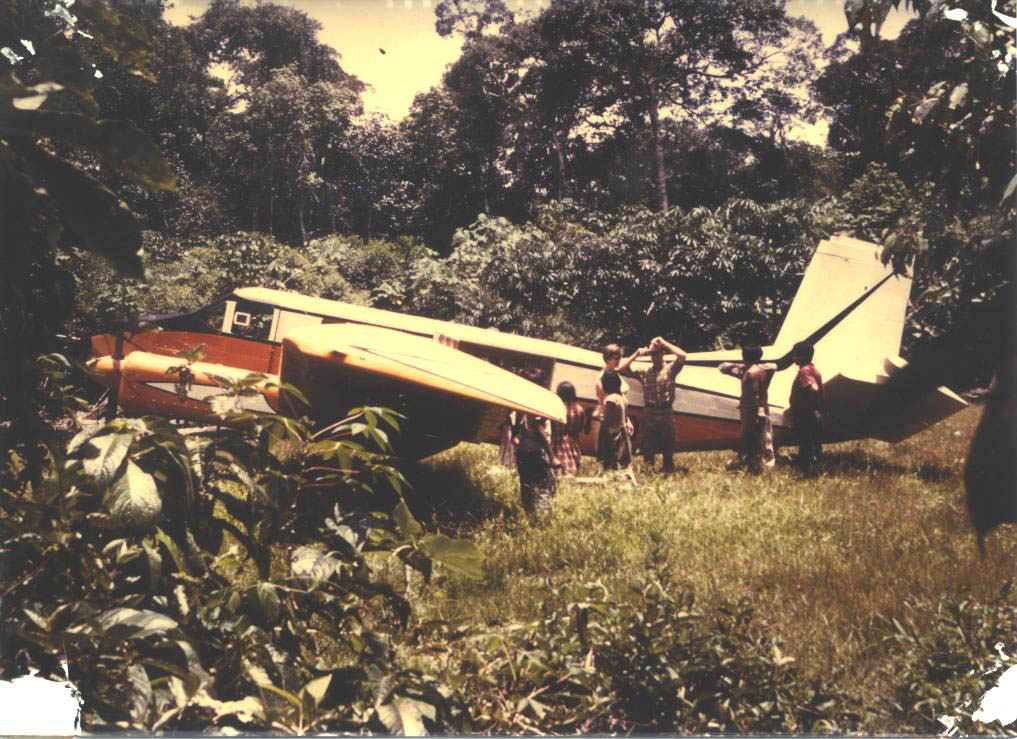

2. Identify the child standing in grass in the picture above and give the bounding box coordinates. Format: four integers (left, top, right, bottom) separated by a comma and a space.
719, 346, 777, 474
513, 368, 561, 514
597, 370, 633, 471
551, 381, 588, 476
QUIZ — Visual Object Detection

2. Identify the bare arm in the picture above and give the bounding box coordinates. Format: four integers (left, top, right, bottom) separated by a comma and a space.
719, 362, 745, 378
653, 337, 687, 363
618, 347, 645, 375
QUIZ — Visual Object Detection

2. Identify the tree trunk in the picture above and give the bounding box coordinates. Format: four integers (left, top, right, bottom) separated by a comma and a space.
298, 202, 307, 247
552, 130, 567, 200
647, 81, 668, 211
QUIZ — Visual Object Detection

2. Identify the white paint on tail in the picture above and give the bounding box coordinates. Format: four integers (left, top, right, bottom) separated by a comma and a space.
769, 235, 912, 406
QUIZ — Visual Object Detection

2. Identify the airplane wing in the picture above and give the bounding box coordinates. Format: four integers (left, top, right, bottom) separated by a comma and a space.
280, 324, 567, 455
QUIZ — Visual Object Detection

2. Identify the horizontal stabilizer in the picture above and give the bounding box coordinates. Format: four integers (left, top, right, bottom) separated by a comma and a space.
818, 358, 967, 443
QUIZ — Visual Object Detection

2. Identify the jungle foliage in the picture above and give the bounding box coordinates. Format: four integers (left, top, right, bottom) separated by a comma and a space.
1, 0, 1014, 733
2, 362, 483, 732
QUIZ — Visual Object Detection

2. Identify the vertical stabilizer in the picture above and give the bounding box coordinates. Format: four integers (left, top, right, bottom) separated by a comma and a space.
773, 236, 911, 375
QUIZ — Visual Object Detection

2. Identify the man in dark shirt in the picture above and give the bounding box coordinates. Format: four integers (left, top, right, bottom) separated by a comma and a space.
719, 345, 777, 473
789, 341, 824, 474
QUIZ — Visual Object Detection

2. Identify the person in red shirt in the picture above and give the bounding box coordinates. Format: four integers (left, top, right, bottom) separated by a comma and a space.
789, 341, 824, 474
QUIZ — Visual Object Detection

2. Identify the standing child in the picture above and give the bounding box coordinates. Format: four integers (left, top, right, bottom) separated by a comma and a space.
719, 346, 777, 473
513, 368, 561, 514
551, 381, 588, 476
596, 370, 633, 471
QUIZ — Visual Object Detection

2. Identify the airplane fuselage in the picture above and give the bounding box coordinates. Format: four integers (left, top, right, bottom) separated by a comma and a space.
88, 288, 815, 456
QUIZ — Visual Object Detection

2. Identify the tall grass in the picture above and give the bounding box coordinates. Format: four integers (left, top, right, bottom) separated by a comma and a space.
391, 405, 1014, 720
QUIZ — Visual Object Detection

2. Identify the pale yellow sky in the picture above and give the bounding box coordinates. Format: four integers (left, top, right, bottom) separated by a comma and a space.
165, 0, 913, 143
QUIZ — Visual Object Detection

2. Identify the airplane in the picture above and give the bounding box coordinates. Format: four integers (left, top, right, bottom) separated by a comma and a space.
88, 235, 968, 458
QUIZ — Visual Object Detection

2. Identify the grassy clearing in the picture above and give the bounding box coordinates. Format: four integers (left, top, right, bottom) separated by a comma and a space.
388, 405, 1014, 721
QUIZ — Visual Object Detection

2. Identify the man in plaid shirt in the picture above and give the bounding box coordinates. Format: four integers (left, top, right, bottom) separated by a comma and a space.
621, 336, 687, 473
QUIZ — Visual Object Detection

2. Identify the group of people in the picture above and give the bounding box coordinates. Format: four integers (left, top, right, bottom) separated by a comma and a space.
501, 338, 825, 515
718, 341, 824, 474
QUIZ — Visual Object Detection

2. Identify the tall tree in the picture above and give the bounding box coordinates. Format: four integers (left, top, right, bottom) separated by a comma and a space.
434, 0, 515, 39
543, 0, 822, 211
207, 64, 360, 244
814, 6, 1014, 215
192, 0, 363, 96
89, 2, 232, 235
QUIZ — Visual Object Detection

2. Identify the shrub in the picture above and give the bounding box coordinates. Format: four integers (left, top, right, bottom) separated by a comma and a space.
0, 359, 480, 733
878, 586, 1017, 734
310, 235, 433, 290
435, 572, 862, 733
67, 232, 353, 344
374, 198, 830, 351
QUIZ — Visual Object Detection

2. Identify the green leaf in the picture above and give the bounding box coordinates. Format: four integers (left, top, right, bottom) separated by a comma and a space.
91, 607, 179, 639
13, 142, 145, 277
72, 0, 160, 81
290, 546, 342, 582
377, 696, 426, 736
393, 500, 423, 539
80, 431, 135, 486
260, 683, 305, 712
253, 582, 281, 627
156, 527, 192, 576
109, 460, 162, 528
0, 73, 64, 112
302, 674, 332, 708
210, 394, 243, 418
126, 664, 152, 725
0, 110, 173, 190
66, 423, 107, 456
419, 534, 485, 579
1001, 173, 1017, 205
141, 536, 163, 591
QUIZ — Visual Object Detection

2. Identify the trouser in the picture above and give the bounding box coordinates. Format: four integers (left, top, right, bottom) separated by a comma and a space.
738, 408, 775, 473
793, 410, 823, 470
597, 424, 632, 470
516, 448, 556, 513
642, 409, 675, 470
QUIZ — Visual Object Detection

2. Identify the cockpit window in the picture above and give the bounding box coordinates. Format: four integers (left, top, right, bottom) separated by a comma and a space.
231, 300, 274, 340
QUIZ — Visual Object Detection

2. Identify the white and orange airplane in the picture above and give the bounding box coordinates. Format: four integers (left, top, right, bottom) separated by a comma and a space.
89, 235, 968, 457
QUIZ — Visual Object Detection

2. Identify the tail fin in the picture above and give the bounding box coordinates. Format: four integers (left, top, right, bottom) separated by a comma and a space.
772, 235, 912, 377
770, 235, 966, 442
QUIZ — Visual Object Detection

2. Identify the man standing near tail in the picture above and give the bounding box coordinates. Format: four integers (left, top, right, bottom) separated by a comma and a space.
789, 341, 824, 474
620, 336, 686, 473
719, 346, 777, 473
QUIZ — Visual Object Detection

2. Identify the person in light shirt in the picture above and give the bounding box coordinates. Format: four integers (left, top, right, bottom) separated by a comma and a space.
619, 336, 687, 473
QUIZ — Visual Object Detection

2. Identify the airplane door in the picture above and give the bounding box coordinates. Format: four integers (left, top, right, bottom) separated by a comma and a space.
271, 310, 323, 342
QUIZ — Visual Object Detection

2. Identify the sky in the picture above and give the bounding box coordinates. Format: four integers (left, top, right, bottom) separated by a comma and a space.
164, 0, 914, 142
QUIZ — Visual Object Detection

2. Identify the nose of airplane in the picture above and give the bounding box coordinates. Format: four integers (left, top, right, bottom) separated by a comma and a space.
86, 355, 121, 391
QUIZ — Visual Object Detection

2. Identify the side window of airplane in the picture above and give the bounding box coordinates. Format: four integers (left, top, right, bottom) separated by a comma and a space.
185, 301, 227, 333
230, 301, 274, 340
